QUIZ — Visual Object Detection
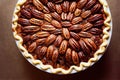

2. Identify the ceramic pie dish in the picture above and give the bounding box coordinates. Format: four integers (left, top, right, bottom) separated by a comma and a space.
12, 0, 112, 74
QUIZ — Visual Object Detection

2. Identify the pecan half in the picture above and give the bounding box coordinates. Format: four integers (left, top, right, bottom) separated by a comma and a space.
62, 1, 69, 12
88, 14, 103, 22
61, 21, 72, 27
78, 51, 86, 61
94, 20, 104, 27
70, 32, 80, 40
72, 17, 83, 24
84, 0, 96, 10
54, 35, 63, 47
69, 38, 81, 51
31, 31, 50, 40
50, 29, 62, 35
74, 8, 82, 17
52, 49, 59, 63
88, 28, 102, 35
36, 38, 46, 45
51, 12, 61, 21
62, 28, 70, 39
39, 0, 48, 4
70, 2, 77, 12
72, 51, 79, 65
65, 48, 72, 63
69, 24, 82, 31
43, 6, 50, 13
91, 3, 101, 14
21, 9, 31, 19
81, 10, 91, 19
83, 38, 97, 51
51, 20, 62, 28
30, 18, 43, 26
79, 39, 91, 54
77, 0, 87, 9
79, 32, 92, 38
44, 14, 52, 22
67, 12, 73, 21
31, 8, 44, 19
23, 35, 31, 43
47, 2, 55, 12
22, 26, 40, 33
55, 4, 62, 14
82, 22, 93, 31
28, 42, 37, 52
37, 46, 47, 59
61, 12, 67, 20
45, 34, 56, 46
46, 45, 54, 59
33, 0, 44, 11
18, 18, 31, 26
59, 40, 68, 54
41, 24, 56, 31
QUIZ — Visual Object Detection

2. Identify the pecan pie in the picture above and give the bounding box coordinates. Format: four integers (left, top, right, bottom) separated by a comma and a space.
12, 0, 111, 74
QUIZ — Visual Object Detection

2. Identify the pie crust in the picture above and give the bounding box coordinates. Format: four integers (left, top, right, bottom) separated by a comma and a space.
12, 0, 112, 74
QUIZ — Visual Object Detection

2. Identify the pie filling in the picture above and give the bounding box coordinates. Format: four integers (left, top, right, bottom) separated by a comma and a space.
16, 0, 106, 70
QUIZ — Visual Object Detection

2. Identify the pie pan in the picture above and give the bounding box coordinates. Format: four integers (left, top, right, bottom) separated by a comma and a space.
12, 0, 112, 74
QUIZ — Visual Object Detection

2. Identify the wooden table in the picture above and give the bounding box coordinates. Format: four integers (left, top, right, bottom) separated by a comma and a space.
0, 0, 119, 80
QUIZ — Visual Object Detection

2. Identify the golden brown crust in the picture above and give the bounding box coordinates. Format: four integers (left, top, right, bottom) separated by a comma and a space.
12, 0, 112, 74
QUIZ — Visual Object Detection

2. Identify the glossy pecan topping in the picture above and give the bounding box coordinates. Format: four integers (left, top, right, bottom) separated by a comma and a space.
17, 0, 105, 69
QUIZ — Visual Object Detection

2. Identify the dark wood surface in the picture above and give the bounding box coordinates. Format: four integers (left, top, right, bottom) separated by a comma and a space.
0, 0, 120, 80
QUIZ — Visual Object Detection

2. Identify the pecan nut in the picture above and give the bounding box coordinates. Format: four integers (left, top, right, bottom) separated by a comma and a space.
37, 46, 47, 59
51, 12, 61, 21
70, 2, 77, 12
47, 2, 55, 12
69, 24, 82, 31
44, 14, 52, 22
33, 0, 44, 11
22, 26, 40, 33
72, 51, 79, 65
74, 8, 81, 17
31, 8, 44, 19
84, 0, 96, 10
77, 0, 87, 9
79, 32, 92, 38
88, 14, 103, 22
61, 21, 72, 27
45, 34, 56, 46
62, 1, 69, 12
31, 31, 50, 40
81, 10, 91, 19
79, 39, 91, 54
62, 28, 70, 39
41, 24, 56, 31
28, 42, 37, 52
54, 35, 63, 47
30, 18, 43, 26
67, 12, 73, 21
18, 18, 31, 26
71, 17, 83, 24
21, 9, 31, 19
65, 48, 72, 63
52, 49, 59, 63
69, 38, 81, 51
46, 45, 54, 59
55, 4, 62, 14
70, 32, 80, 40
59, 40, 68, 54
51, 20, 62, 28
